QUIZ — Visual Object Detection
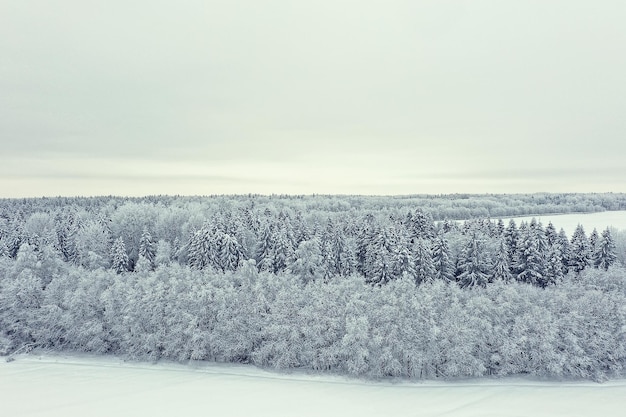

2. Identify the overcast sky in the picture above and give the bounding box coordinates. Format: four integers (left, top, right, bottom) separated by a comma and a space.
1, 1, 625, 197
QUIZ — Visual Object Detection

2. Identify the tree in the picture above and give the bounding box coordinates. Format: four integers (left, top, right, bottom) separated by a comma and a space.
408, 209, 436, 241
504, 220, 519, 271
570, 225, 591, 274
364, 227, 393, 285
544, 245, 564, 286
593, 227, 617, 271
589, 228, 599, 257
432, 233, 454, 282
516, 219, 547, 286
218, 232, 245, 272
187, 226, 213, 270
491, 239, 513, 282
138, 227, 156, 270
413, 238, 435, 284
111, 237, 129, 274
289, 239, 324, 283
457, 235, 489, 288
556, 228, 571, 276
545, 222, 558, 246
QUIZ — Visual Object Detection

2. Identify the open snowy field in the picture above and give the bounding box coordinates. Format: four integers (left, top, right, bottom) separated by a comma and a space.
506, 210, 626, 237
2, 354, 625, 417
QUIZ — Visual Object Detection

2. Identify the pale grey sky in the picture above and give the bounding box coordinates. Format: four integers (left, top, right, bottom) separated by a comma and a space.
1, 0, 625, 197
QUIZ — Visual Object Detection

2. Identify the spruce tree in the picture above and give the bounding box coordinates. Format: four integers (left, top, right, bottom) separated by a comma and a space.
412, 238, 436, 284
516, 220, 547, 286
111, 237, 129, 274
556, 228, 571, 275
139, 227, 156, 270
457, 234, 489, 288
491, 239, 513, 282
593, 227, 617, 270
570, 224, 591, 274
431, 232, 454, 282
504, 219, 519, 273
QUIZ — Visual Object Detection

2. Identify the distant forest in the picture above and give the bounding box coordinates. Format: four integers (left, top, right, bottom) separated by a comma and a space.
1, 193, 626, 381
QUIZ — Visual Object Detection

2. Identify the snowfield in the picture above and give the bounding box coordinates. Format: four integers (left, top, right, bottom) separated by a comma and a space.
2, 354, 626, 417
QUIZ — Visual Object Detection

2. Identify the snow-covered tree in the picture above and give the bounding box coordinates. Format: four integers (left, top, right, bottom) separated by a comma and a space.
111, 237, 129, 274
289, 238, 324, 283
516, 219, 547, 286
138, 227, 156, 269
413, 238, 435, 284
570, 224, 591, 274
593, 227, 617, 270
218, 232, 245, 272
491, 239, 513, 282
457, 235, 489, 288
432, 232, 454, 282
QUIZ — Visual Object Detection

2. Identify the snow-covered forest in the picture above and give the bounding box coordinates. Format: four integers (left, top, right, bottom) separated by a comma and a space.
2, 193, 626, 381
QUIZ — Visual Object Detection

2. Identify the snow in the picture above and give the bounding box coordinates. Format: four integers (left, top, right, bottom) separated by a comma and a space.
506, 210, 626, 237
2, 354, 626, 417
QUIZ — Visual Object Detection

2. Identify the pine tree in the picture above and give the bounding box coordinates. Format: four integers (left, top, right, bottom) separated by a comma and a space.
593, 227, 617, 270
111, 237, 129, 274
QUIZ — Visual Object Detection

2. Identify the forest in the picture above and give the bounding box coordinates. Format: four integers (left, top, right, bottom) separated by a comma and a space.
1, 193, 626, 381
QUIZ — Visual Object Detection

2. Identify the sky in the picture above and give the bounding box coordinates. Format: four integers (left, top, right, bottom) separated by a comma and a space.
1, 0, 625, 197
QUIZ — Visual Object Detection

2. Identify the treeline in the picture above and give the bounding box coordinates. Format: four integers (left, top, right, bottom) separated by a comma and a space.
0, 194, 625, 380
1, 257, 625, 381
0, 197, 621, 285
2, 192, 626, 222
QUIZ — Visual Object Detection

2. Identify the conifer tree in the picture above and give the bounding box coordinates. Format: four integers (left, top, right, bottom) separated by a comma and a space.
111, 237, 129, 274
570, 224, 591, 274
457, 234, 489, 288
556, 228, 571, 275
408, 209, 435, 241
504, 219, 519, 272
412, 238, 435, 284
589, 228, 599, 257
594, 227, 617, 270
516, 220, 547, 285
543, 245, 564, 286
545, 222, 558, 246
139, 227, 156, 270
364, 227, 392, 285
218, 232, 244, 272
431, 232, 454, 282
491, 239, 513, 282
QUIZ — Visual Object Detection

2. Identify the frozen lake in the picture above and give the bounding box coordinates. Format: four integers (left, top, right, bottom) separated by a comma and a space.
2, 354, 625, 417
500, 210, 626, 237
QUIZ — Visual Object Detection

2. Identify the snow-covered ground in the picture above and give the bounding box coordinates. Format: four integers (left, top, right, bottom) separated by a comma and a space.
2, 354, 625, 417
506, 210, 626, 237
